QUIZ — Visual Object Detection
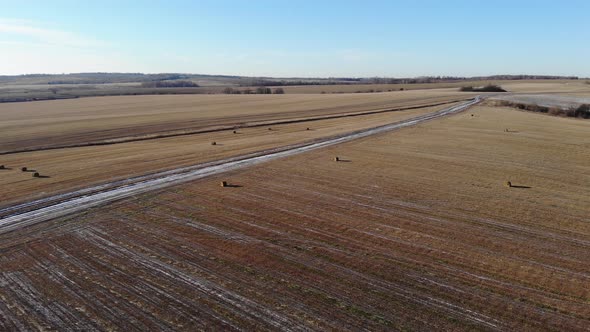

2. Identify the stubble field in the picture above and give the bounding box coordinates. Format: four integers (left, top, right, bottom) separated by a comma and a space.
1, 105, 588, 330
0, 101, 460, 207
0, 89, 471, 153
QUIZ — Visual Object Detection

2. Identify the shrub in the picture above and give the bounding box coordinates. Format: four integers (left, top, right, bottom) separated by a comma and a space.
273, 88, 285, 94
33, 172, 40, 178
548, 107, 565, 116
566, 104, 590, 118
575, 104, 590, 118
256, 87, 272, 94
460, 85, 506, 92
482, 84, 506, 92
21, 167, 27, 172
525, 104, 548, 113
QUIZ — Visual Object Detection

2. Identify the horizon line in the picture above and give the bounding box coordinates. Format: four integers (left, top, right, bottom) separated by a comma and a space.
0, 72, 585, 80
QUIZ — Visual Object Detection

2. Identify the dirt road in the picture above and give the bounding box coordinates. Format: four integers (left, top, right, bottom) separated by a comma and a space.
0, 98, 479, 234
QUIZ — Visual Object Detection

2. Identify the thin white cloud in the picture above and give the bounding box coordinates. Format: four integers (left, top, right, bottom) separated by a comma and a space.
0, 19, 130, 75
0, 18, 107, 48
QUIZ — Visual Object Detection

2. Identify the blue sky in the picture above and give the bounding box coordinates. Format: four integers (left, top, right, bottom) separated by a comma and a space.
0, 0, 588, 77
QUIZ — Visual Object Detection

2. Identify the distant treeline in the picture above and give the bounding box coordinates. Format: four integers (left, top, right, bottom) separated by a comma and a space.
238, 79, 353, 86
223, 87, 284, 94
43, 73, 192, 84
141, 80, 199, 88
460, 85, 507, 92
0, 72, 581, 87
351, 75, 580, 84
238, 75, 580, 87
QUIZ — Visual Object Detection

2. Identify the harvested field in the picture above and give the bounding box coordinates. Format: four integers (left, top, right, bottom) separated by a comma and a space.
281, 80, 588, 94
0, 90, 471, 153
501, 81, 590, 95
0, 102, 458, 207
490, 94, 590, 109
1, 106, 588, 330
279, 81, 492, 94
1, 77, 582, 103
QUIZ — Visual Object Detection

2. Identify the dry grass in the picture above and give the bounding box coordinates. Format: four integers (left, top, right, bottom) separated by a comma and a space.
1, 106, 588, 330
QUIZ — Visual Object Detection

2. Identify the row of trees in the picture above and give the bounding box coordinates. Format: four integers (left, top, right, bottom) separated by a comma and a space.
494, 100, 590, 119
223, 87, 284, 94
460, 85, 506, 92
238, 79, 353, 86
367, 75, 580, 84
141, 80, 199, 88
236, 75, 582, 87
549, 104, 590, 118
44, 73, 192, 85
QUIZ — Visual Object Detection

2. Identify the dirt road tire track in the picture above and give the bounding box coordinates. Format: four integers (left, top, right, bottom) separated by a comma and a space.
0, 97, 480, 234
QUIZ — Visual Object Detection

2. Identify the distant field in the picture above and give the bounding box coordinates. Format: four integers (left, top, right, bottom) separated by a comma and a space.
0, 89, 471, 152
490, 94, 590, 108
0, 77, 586, 102
3, 81, 589, 207
279, 79, 584, 94
500, 81, 590, 95
0, 102, 457, 206
1, 106, 588, 330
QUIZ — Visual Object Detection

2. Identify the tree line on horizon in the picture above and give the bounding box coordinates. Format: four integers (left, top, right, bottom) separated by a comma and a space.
0, 73, 582, 86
